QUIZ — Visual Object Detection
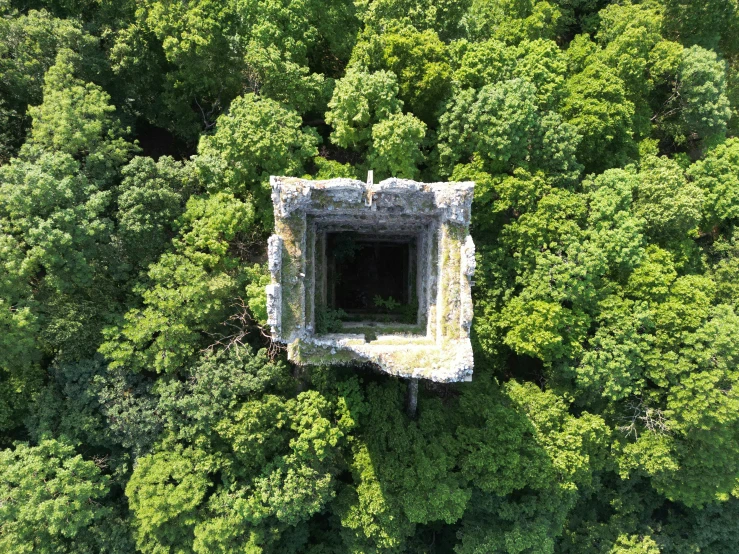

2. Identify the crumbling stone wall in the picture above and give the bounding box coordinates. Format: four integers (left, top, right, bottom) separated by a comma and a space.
267, 176, 476, 382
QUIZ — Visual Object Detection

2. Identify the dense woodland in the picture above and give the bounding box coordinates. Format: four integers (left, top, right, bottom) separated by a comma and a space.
1, 0, 739, 551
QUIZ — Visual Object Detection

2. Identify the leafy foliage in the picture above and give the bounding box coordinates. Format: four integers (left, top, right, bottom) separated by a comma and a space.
1, 0, 739, 551
0, 439, 129, 553
195, 93, 319, 225
326, 68, 403, 151
0, 5, 101, 162
99, 192, 256, 374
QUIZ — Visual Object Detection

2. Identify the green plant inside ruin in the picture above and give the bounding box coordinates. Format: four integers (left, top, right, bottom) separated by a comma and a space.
315, 305, 347, 333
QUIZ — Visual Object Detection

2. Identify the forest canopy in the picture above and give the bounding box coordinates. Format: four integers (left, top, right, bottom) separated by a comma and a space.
1, 0, 739, 552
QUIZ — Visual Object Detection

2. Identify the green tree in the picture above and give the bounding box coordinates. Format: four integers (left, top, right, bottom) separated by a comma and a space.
593, 2, 666, 138
326, 69, 403, 151
127, 0, 332, 139
561, 61, 636, 172
0, 288, 42, 432
456, 378, 609, 554
26, 358, 110, 448
687, 138, 739, 230
634, 155, 703, 242
338, 382, 468, 553
617, 303, 739, 507
513, 38, 568, 109
451, 38, 514, 91
656, 45, 732, 145
156, 346, 290, 441
195, 93, 318, 225
663, 0, 739, 52
350, 22, 453, 124
355, 0, 470, 40
23, 49, 134, 185
463, 0, 564, 44
0, 6, 101, 161
128, 363, 361, 553
438, 79, 581, 182
117, 155, 197, 270
438, 79, 538, 175
126, 445, 213, 553
0, 439, 116, 553
368, 112, 427, 178
711, 230, 739, 304
0, 50, 135, 427
99, 192, 256, 374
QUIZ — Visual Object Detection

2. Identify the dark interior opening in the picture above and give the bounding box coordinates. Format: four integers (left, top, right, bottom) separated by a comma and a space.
327, 233, 414, 321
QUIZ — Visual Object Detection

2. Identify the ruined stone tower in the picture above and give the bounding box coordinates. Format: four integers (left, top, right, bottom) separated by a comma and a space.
267, 176, 475, 382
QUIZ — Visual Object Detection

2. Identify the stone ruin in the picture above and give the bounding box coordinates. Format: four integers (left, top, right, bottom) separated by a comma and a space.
266, 175, 476, 383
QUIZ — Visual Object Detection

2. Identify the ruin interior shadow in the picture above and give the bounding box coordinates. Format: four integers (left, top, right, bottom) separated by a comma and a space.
327, 233, 413, 321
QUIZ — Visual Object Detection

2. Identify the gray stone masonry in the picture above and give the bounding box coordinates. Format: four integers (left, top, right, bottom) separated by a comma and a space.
267, 176, 475, 382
